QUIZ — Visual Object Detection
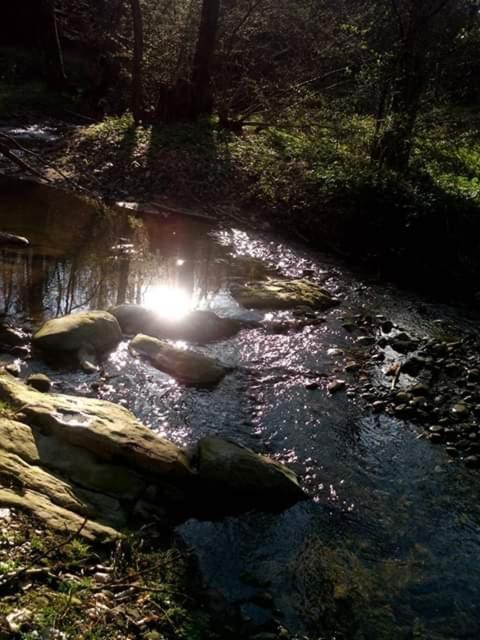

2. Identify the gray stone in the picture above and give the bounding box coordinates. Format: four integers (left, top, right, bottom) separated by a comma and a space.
27, 373, 51, 393
129, 333, 227, 386
195, 436, 305, 506
328, 379, 346, 393
33, 311, 122, 361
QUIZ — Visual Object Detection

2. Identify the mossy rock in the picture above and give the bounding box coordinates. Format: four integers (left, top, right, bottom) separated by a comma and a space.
230, 278, 338, 311
32, 310, 122, 357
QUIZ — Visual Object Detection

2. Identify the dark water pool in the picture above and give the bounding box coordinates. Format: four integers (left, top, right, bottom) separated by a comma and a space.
1, 176, 480, 639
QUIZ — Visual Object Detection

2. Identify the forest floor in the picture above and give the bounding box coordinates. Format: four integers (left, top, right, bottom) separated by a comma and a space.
0, 509, 227, 640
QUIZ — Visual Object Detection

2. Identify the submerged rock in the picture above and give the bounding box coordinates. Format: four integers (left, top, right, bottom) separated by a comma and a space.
230, 278, 338, 311
129, 334, 227, 386
111, 304, 243, 344
194, 437, 306, 508
33, 311, 122, 365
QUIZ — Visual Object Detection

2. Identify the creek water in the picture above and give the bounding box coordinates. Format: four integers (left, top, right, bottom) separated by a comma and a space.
1, 175, 480, 639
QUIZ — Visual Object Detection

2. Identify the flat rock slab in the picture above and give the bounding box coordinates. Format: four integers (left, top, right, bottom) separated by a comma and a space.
129, 334, 227, 386
230, 278, 338, 311
0, 372, 192, 480
0, 487, 119, 541
111, 304, 242, 344
33, 310, 122, 357
194, 436, 306, 508
0, 418, 146, 502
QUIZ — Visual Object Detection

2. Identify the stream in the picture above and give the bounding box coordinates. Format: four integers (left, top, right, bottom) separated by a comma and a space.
1, 175, 480, 639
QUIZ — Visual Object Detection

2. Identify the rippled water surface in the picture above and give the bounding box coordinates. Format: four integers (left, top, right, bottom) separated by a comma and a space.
1, 176, 480, 638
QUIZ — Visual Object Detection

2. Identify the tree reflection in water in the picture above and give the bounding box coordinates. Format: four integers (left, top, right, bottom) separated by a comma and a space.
0, 178, 243, 324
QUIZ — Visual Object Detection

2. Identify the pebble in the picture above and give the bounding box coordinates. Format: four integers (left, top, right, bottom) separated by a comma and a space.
26, 373, 52, 393
395, 392, 412, 404
464, 455, 480, 469
5, 363, 21, 377
451, 404, 468, 419
327, 348, 344, 357
344, 361, 360, 372
410, 384, 430, 397
328, 379, 346, 393
356, 336, 375, 347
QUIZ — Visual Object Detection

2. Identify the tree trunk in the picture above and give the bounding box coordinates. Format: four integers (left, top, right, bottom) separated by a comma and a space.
372, 0, 451, 173
128, 0, 145, 123
190, 0, 221, 117
39, 0, 66, 90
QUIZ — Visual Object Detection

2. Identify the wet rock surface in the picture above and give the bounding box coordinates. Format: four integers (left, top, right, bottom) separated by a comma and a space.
230, 278, 338, 311
194, 437, 306, 508
333, 311, 480, 466
0, 373, 305, 538
129, 333, 228, 386
32, 311, 122, 365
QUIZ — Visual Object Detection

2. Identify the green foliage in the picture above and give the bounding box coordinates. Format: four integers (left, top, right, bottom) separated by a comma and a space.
0, 81, 76, 116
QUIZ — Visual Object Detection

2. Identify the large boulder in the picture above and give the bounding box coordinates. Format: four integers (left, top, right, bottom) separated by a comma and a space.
0, 372, 195, 538
194, 437, 306, 509
111, 304, 242, 343
129, 334, 227, 386
32, 311, 122, 365
230, 278, 338, 311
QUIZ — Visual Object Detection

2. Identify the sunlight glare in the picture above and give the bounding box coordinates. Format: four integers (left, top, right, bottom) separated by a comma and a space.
143, 284, 192, 320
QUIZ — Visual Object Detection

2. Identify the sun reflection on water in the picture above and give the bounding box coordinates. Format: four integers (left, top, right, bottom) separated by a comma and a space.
142, 284, 193, 321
